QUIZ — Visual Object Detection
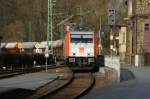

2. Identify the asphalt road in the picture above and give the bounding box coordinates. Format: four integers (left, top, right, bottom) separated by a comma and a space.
82, 66, 150, 99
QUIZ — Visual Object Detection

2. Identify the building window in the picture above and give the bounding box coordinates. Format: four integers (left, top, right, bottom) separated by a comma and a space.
144, 24, 149, 31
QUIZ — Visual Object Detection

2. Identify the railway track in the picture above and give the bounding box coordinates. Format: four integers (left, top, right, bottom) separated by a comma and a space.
27, 66, 73, 99
0, 64, 65, 79
39, 73, 95, 99
1, 65, 116, 99
38, 67, 116, 99
0, 71, 23, 79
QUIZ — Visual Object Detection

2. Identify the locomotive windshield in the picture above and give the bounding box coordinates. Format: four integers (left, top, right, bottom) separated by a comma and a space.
71, 34, 93, 43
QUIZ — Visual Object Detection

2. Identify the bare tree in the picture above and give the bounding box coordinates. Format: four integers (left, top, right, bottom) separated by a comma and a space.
0, 0, 127, 41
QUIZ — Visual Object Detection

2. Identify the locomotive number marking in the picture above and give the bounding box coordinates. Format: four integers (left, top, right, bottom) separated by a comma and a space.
79, 47, 84, 53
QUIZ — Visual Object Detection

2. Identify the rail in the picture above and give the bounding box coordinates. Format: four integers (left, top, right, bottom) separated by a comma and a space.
0, 64, 65, 79
40, 73, 95, 99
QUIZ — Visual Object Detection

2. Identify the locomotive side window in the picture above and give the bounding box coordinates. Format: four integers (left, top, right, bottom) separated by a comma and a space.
71, 34, 93, 43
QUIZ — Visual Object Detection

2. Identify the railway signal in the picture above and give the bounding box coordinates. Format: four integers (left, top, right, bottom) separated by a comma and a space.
110, 29, 114, 50
108, 8, 115, 25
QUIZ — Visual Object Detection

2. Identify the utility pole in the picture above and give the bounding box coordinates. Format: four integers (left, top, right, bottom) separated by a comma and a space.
99, 16, 102, 54
76, 6, 84, 29
47, 0, 57, 53
76, 6, 94, 30
46, 0, 56, 72
0, 36, 2, 53
79, 7, 84, 28
60, 15, 64, 40
47, 0, 53, 54
29, 22, 32, 41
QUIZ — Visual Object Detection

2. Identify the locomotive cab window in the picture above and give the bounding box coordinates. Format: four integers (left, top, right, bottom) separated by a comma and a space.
71, 34, 93, 43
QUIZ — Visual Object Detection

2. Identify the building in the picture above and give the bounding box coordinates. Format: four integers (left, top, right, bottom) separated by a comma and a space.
119, 27, 127, 64
126, 0, 150, 66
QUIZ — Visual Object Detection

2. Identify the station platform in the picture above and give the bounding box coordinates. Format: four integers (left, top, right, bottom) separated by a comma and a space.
81, 66, 150, 99
0, 72, 59, 98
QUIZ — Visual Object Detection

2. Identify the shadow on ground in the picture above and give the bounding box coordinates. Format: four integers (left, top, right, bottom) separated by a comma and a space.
0, 88, 35, 99
120, 68, 135, 82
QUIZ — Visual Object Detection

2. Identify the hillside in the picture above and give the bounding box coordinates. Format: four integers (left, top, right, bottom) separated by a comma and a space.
0, 0, 127, 42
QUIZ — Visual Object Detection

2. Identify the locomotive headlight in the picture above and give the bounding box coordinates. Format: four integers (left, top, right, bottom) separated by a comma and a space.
70, 52, 76, 56
87, 52, 93, 56
87, 48, 94, 56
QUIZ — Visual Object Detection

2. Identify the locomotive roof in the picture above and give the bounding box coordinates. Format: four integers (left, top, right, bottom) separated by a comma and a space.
70, 31, 94, 34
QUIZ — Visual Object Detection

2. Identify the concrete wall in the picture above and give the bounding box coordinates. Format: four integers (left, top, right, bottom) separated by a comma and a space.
105, 56, 120, 81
